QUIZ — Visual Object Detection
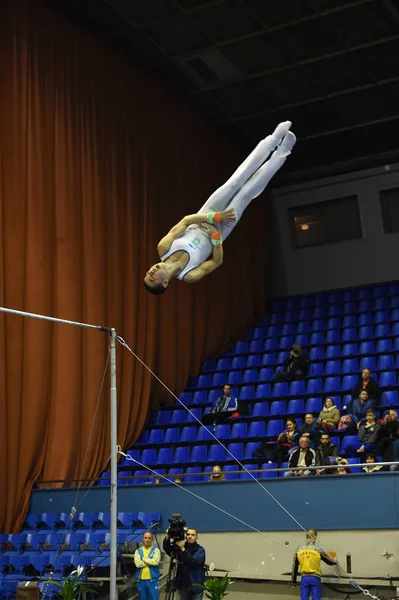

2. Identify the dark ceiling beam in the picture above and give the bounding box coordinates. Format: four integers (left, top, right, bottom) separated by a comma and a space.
186, 34, 399, 95
380, 0, 399, 26
298, 113, 399, 141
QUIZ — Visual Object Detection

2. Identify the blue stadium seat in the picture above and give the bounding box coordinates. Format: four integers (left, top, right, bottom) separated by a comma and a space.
207, 390, 220, 407
287, 399, 304, 414
184, 467, 202, 483
313, 307, 327, 319
374, 310, 389, 324
315, 293, 327, 305
277, 351, 288, 364
343, 301, 357, 316
390, 298, 399, 310
267, 325, 282, 337
136, 431, 149, 445
324, 377, 341, 393
256, 384, 271, 399
305, 397, 322, 414
258, 367, 273, 382
228, 371, 242, 385
170, 410, 187, 425
341, 328, 357, 343
282, 323, 296, 336
155, 411, 170, 426
329, 291, 344, 304
231, 423, 248, 439
264, 339, 278, 351
309, 347, 324, 361
223, 465, 240, 480
358, 313, 373, 326
252, 402, 269, 418
392, 311, 399, 324
270, 313, 284, 325
297, 322, 310, 334
243, 369, 259, 384
341, 375, 358, 391
343, 290, 356, 302
359, 356, 377, 371
358, 341, 375, 355
326, 317, 341, 330
118, 470, 133, 485
240, 464, 258, 480
295, 334, 309, 347
173, 447, 191, 463
214, 424, 230, 440
358, 326, 374, 340
299, 308, 313, 320
197, 374, 212, 388
193, 391, 208, 405
324, 360, 341, 376
258, 463, 278, 478
179, 427, 196, 443
373, 286, 389, 299
389, 283, 399, 295
285, 311, 298, 322
148, 430, 164, 445
377, 355, 395, 371
212, 372, 227, 387
187, 408, 203, 423
239, 385, 255, 400
197, 426, 213, 442
272, 382, 289, 398
341, 359, 358, 374
376, 339, 393, 353
289, 380, 306, 396
342, 343, 358, 357
325, 330, 340, 344
179, 392, 193, 406
287, 298, 301, 310
327, 304, 342, 317
279, 336, 293, 349
248, 422, 266, 438
253, 327, 267, 339
306, 379, 323, 395
345, 458, 361, 473
228, 443, 244, 460
358, 300, 373, 312
157, 448, 173, 464
261, 353, 276, 366
265, 419, 284, 438
191, 446, 207, 463
244, 442, 261, 459
341, 436, 361, 457
163, 429, 180, 445
249, 340, 264, 354
357, 288, 373, 301
207, 445, 226, 463
309, 363, 324, 377
342, 315, 357, 328
269, 400, 286, 416
98, 472, 111, 486
325, 345, 341, 359
123, 449, 140, 465
375, 324, 391, 338
247, 354, 261, 368
231, 356, 246, 370
203, 360, 217, 373
395, 338, 399, 352
379, 371, 397, 387
380, 391, 399, 407
235, 341, 249, 354
311, 320, 325, 333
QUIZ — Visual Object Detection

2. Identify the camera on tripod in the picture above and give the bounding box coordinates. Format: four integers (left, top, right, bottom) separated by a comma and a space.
168, 513, 187, 543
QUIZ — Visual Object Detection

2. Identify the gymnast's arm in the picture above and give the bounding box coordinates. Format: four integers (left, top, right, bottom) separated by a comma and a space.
157, 213, 211, 255
184, 246, 223, 283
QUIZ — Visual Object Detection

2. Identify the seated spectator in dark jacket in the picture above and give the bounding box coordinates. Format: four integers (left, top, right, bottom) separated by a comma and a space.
316, 432, 339, 474
284, 436, 319, 477
273, 344, 310, 382
376, 410, 399, 457
203, 384, 238, 427
351, 369, 381, 406
357, 410, 380, 456
253, 417, 299, 465
362, 453, 383, 473
299, 413, 322, 447
351, 390, 374, 424
318, 397, 340, 431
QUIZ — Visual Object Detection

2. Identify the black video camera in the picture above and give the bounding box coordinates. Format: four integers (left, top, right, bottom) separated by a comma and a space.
168, 513, 187, 542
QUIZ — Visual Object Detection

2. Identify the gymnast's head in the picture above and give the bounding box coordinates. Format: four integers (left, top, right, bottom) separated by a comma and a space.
144, 262, 170, 295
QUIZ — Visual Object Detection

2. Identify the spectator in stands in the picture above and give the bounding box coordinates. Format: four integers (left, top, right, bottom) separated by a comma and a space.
163, 527, 206, 600
134, 532, 161, 600
273, 343, 310, 382
357, 409, 380, 456
253, 417, 300, 465
376, 410, 399, 458
351, 368, 381, 406
208, 465, 225, 481
318, 397, 340, 431
362, 453, 383, 473
174, 475, 183, 485
299, 413, 322, 447
351, 390, 374, 424
331, 457, 352, 475
316, 432, 339, 474
284, 436, 319, 477
203, 384, 238, 429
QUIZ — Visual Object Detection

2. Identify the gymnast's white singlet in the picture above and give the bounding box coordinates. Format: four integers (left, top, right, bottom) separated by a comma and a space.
160, 225, 212, 280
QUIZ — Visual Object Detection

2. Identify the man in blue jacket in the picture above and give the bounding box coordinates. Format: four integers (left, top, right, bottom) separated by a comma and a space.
203, 384, 238, 428
163, 528, 206, 600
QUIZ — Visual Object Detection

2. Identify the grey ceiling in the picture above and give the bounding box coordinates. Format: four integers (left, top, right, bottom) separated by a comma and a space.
54, 0, 399, 184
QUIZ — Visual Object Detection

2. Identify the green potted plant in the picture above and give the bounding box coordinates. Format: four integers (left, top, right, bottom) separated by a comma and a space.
196, 573, 232, 600
45, 565, 97, 600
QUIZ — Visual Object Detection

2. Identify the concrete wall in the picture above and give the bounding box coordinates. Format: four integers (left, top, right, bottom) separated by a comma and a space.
269, 163, 399, 297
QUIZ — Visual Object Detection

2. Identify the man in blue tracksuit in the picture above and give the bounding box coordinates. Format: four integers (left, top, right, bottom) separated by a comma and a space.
134, 532, 161, 600
291, 530, 337, 600
163, 528, 206, 600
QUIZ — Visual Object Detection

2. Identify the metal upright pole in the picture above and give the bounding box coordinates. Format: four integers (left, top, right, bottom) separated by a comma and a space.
110, 328, 118, 600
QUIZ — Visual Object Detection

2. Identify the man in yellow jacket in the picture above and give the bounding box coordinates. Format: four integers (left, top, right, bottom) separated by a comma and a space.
291, 530, 337, 600
134, 532, 161, 600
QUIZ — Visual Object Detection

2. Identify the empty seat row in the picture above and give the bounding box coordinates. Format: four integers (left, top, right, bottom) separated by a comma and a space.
267, 302, 399, 324
20, 511, 159, 533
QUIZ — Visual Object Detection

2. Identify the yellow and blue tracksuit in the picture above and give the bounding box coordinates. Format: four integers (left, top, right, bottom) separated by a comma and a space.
291, 541, 337, 600
134, 545, 161, 600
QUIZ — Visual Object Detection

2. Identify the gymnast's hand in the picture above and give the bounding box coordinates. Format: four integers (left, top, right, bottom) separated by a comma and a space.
220, 208, 237, 224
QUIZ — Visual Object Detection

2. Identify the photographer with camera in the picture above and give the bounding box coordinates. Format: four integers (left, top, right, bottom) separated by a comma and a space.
163, 518, 206, 600
273, 343, 310, 382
